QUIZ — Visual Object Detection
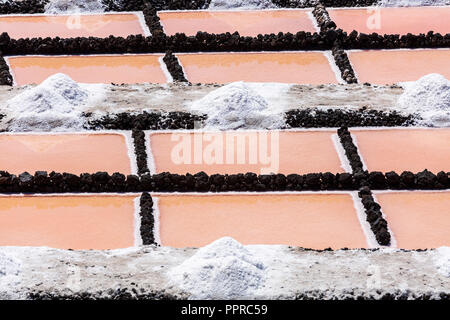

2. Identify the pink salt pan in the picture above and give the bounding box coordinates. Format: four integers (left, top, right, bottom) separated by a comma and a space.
0, 195, 137, 250
156, 193, 368, 249
149, 131, 346, 175
176, 52, 339, 84
328, 7, 450, 36
376, 192, 450, 249
0, 133, 132, 175
0, 13, 148, 39
7, 54, 167, 86
348, 49, 450, 84
158, 9, 317, 37
352, 128, 450, 173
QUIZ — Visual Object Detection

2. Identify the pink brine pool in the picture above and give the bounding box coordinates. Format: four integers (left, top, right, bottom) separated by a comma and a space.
0, 133, 133, 175
0, 13, 149, 39
7, 54, 168, 85
352, 128, 450, 173
158, 9, 318, 37
176, 52, 340, 84
0, 195, 138, 250
328, 7, 450, 35
149, 130, 347, 175
155, 193, 369, 249
376, 191, 450, 249
347, 49, 450, 84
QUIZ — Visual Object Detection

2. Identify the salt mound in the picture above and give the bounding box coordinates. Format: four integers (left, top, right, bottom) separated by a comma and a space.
377, 0, 450, 6
208, 0, 277, 10
169, 237, 266, 299
190, 82, 285, 130
45, 0, 106, 14
397, 74, 450, 127
5, 73, 89, 132
434, 247, 450, 277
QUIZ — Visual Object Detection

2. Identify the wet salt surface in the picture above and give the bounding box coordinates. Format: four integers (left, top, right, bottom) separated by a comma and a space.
0, 83, 405, 119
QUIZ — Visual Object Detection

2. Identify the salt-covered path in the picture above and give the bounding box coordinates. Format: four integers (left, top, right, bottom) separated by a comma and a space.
1, 244, 449, 300
0, 83, 403, 121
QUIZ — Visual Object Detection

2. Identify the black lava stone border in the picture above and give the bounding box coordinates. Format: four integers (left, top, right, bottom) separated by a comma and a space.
28, 288, 179, 300
85, 111, 206, 131
142, 2, 165, 36
139, 192, 157, 246
337, 126, 364, 173
163, 51, 188, 82
103, 0, 211, 11
0, 30, 447, 59
286, 107, 417, 128
313, 4, 336, 32
27, 287, 450, 301
0, 0, 47, 14
0, 29, 447, 75
0, 31, 331, 64
293, 290, 449, 300
87, 108, 416, 132
0, 170, 448, 194
340, 30, 450, 50
132, 129, 150, 175
26, 288, 450, 301
331, 46, 358, 84
0, 55, 13, 86
358, 186, 391, 246
0, 171, 143, 193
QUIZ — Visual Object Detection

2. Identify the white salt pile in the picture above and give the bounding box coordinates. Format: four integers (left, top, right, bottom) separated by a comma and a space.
377, 0, 450, 6
190, 82, 286, 130
5, 73, 103, 132
208, 0, 277, 10
169, 237, 266, 300
434, 247, 450, 278
45, 0, 107, 14
397, 73, 450, 127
